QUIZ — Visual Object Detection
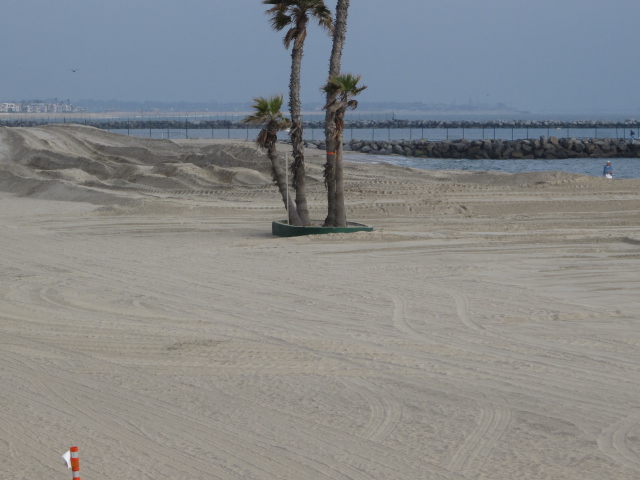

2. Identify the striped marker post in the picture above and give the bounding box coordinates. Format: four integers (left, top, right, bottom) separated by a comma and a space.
70, 446, 80, 480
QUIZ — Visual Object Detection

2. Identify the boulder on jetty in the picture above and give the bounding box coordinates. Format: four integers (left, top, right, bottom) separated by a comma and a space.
304, 136, 640, 159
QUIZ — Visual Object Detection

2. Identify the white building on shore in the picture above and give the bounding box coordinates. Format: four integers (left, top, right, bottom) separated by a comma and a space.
0, 103, 22, 113
0, 102, 83, 113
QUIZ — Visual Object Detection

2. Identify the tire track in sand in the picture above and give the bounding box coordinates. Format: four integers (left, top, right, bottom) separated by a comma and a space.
3, 335, 444, 480
391, 293, 414, 336
598, 411, 640, 470
444, 287, 484, 332
0, 341, 356, 480
339, 377, 402, 444
447, 403, 512, 477
390, 292, 511, 478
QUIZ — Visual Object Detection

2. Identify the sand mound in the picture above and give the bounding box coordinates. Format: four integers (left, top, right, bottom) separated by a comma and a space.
0, 124, 273, 203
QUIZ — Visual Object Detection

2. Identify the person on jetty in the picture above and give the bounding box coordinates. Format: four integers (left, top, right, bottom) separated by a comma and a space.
603, 160, 613, 178
630, 130, 636, 143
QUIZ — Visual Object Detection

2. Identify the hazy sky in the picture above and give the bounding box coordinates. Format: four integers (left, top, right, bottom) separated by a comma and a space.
2, 0, 639, 113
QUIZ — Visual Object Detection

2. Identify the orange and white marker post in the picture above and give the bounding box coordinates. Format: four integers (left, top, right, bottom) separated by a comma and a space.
70, 446, 80, 480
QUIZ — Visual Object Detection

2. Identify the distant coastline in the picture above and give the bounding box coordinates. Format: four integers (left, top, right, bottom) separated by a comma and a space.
1, 109, 639, 125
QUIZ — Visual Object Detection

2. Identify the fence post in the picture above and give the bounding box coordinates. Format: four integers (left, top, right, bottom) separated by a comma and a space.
70, 446, 80, 480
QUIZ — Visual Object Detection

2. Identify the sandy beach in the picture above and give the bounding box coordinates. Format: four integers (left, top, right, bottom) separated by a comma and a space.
1, 124, 640, 479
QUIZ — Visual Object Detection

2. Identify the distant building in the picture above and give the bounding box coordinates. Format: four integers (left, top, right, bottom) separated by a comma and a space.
0, 103, 22, 113
0, 101, 80, 113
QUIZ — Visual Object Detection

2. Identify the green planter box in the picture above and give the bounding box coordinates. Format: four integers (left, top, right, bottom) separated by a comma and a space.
272, 220, 373, 237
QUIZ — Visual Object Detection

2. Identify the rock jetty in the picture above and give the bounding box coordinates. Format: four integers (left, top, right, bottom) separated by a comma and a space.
93, 118, 638, 132
304, 136, 640, 159
304, 118, 640, 130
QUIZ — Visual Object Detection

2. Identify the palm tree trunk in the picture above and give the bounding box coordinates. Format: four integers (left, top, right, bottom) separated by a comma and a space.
324, 0, 350, 226
289, 40, 311, 226
268, 144, 302, 226
323, 116, 337, 226
330, 0, 350, 74
334, 112, 347, 227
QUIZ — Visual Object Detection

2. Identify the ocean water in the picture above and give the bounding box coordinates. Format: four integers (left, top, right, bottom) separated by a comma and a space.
348, 154, 640, 179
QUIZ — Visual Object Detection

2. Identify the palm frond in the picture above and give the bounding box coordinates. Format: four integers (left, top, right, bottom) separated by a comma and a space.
242, 95, 290, 131
310, 3, 332, 32
255, 128, 270, 149
272, 12, 293, 31
264, 1, 292, 31
322, 73, 366, 110
284, 28, 297, 48
265, 0, 332, 43
293, 28, 308, 49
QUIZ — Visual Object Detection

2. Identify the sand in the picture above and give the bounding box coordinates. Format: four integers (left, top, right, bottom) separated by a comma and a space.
1, 124, 640, 479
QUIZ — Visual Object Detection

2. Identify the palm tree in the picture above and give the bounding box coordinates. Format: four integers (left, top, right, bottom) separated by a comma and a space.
263, 0, 333, 226
323, 73, 366, 227
323, 0, 350, 227
242, 95, 302, 226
